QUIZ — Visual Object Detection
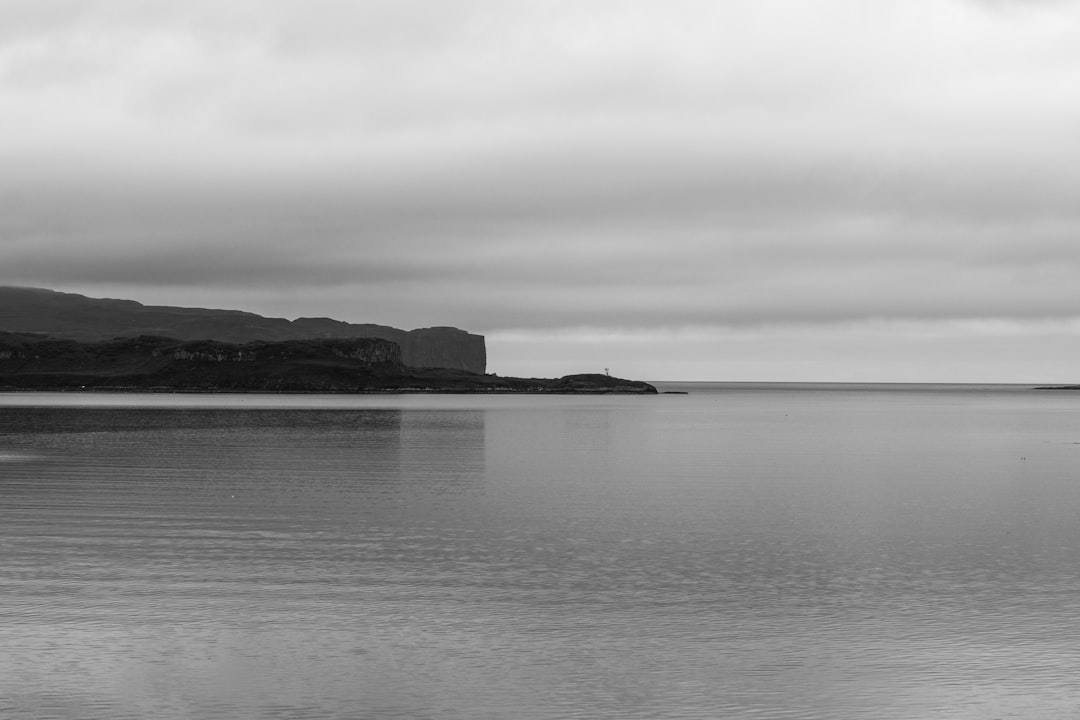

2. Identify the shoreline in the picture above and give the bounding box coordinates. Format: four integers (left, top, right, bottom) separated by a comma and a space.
0, 386, 658, 395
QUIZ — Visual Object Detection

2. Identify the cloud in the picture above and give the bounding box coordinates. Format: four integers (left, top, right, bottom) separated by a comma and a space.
3, 0, 1080, 374
489, 318, 1080, 383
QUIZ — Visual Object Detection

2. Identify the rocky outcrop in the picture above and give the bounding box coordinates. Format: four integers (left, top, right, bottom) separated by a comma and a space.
0, 286, 485, 373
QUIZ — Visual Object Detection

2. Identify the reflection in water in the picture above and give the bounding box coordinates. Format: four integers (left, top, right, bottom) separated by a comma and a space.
0, 452, 39, 463
0, 406, 488, 521
0, 405, 490, 720
3, 391, 1080, 719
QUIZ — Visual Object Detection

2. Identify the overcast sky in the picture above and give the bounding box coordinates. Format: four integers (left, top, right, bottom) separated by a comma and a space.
3, 0, 1080, 381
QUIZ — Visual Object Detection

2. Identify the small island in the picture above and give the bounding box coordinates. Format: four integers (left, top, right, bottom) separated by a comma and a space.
0, 333, 657, 394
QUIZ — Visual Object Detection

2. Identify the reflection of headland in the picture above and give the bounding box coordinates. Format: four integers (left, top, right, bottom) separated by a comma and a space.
131, 406, 488, 498
397, 409, 486, 491
0, 404, 489, 528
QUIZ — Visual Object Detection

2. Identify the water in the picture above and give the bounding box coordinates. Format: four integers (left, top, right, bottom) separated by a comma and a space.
3, 384, 1080, 719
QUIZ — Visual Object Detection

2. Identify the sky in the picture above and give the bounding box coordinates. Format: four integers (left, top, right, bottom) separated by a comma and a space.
3, 0, 1080, 382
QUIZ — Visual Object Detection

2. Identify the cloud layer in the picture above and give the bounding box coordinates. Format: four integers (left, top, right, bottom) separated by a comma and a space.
3, 0, 1080, 378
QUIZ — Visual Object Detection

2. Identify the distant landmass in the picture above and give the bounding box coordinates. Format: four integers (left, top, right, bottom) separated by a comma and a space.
0, 286, 485, 373
0, 288, 657, 394
0, 332, 656, 393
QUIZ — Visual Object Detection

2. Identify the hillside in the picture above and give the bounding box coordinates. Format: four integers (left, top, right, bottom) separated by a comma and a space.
0, 287, 485, 373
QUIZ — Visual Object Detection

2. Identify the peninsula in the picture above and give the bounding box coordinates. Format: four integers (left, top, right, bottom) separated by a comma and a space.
0, 288, 656, 394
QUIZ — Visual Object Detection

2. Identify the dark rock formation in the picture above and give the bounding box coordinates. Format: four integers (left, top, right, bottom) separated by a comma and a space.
0, 286, 485, 373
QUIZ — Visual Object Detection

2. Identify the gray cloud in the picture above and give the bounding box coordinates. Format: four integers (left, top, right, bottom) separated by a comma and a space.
3, 0, 1080, 378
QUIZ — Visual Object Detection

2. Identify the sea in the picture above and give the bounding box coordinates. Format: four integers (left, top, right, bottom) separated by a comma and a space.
2, 382, 1080, 719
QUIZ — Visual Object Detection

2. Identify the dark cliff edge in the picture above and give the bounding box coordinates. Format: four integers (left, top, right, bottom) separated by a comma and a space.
0, 333, 657, 394
0, 287, 486, 373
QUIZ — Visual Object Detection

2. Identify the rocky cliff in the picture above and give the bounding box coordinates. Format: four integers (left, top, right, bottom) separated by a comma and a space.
0, 287, 485, 373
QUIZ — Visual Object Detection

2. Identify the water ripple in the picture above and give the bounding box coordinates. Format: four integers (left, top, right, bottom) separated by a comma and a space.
4, 397, 1080, 719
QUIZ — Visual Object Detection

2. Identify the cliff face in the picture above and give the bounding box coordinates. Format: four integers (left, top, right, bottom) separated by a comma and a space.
400, 327, 486, 374
288, 318, 486, 371
0, 287, 485, 373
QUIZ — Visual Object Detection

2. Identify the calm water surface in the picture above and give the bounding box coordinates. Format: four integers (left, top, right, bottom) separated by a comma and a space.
3, 384, 1080, 719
